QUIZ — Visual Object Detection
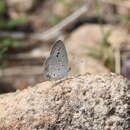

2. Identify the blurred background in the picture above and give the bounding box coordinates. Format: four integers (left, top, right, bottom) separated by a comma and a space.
0, 0, 130, 93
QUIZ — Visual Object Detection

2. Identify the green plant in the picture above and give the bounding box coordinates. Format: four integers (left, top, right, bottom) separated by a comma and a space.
85, 30, 115, 72
0, 0, 28, 63
0, 0, 6, 13
0, 47, 8, 60
0, 37, 22, 62
0, 16, 28, 29
0, 38, 21, 47
0, 0, 28, 29
93, 1, 115, 71
118, 13, 130, 23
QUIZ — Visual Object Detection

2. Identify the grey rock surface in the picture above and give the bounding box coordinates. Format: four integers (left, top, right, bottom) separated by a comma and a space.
0, 73, 129, 130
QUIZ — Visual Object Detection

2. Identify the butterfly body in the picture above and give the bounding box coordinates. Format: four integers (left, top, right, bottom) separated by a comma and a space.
43, 40, 69, 80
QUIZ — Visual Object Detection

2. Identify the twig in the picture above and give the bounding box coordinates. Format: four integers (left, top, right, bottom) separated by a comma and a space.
0, 5, 88, 41
115, 47, 121, 74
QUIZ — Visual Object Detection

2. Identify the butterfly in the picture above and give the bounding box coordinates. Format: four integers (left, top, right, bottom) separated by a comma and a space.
43, 40, 70, 80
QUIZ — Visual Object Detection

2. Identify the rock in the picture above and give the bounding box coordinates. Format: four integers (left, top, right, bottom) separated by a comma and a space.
66, 24, 111, 74
6, 0, 36, 12
69, 55, 109, 75
116, 0, 130, 17
66, 24, 129, 52
66, 24, 104, 55
108, 26, 130, 48
0, 73, 129, 130
53, 0, 81, 17
53, 2, 68, 17
66, 24, 130, 75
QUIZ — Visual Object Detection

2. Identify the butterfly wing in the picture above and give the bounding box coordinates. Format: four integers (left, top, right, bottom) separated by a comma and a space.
50, 40, 68, 69
43, 40, 69, 80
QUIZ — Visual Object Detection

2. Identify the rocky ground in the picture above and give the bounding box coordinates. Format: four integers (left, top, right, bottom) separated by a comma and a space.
0, 73, 129, 130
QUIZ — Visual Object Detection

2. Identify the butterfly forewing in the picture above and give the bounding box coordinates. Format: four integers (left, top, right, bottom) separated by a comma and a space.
50, 41, 68, 63
50, 40, 69, 70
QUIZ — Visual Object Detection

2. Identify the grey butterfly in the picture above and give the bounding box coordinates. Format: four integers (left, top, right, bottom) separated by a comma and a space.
43, 40, 70, 80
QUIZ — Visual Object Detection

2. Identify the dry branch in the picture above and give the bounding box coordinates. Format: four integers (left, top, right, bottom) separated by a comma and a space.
0, 6, 88, 42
